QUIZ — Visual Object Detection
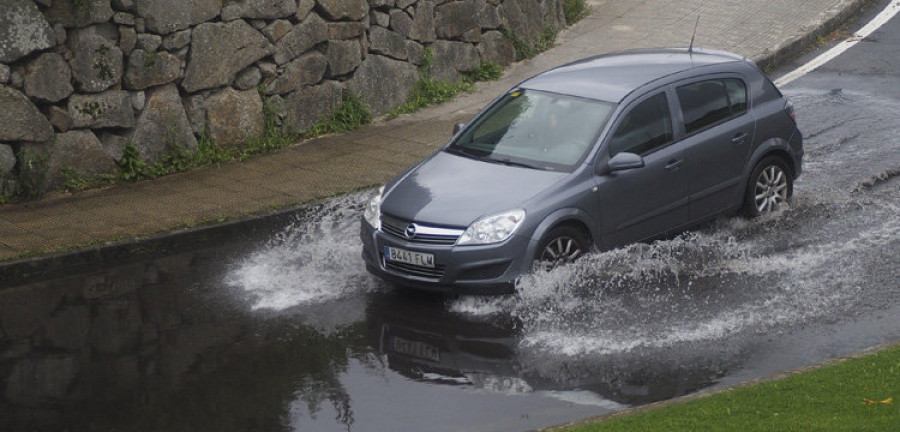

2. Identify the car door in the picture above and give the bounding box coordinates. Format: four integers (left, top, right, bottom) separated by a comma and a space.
675, 77, 756, 220
592, 90, 690, 247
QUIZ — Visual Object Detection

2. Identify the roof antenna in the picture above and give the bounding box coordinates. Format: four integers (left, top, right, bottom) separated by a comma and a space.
688, 2, 702, 61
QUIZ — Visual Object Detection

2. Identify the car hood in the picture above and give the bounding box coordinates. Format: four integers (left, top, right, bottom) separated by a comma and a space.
381, 151, 567, 227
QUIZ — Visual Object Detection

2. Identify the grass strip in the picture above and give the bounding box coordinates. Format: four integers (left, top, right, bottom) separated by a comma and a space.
562, 346, 899, 431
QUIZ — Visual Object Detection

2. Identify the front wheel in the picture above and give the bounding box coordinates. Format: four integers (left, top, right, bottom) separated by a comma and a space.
534, 226, 589, 271
743, 156, 793, 217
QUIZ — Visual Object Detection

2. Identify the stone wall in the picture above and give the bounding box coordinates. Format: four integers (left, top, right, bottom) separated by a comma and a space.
0, 0, 566, 191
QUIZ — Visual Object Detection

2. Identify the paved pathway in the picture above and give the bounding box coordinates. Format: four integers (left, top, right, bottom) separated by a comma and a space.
0, 0, 865, 263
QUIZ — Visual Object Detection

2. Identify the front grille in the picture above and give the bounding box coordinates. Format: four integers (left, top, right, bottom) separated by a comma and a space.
383, 257, 446, 279
381, 213, 463, 246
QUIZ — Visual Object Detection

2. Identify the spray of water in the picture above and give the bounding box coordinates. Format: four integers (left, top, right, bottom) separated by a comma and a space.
450, 184, 897, 360
227, 191, 383, 310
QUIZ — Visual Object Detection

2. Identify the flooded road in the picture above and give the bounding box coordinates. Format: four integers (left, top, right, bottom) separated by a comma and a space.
3, 8, 900, 432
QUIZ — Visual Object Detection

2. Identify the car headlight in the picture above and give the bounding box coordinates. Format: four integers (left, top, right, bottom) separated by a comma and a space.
457, 210, 526, 246
364, 186, 384, 229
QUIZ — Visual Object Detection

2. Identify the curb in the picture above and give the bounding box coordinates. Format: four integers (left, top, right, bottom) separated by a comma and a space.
753, 0, 871, 72
540, 341, 900, 431
0, 202, 310, 288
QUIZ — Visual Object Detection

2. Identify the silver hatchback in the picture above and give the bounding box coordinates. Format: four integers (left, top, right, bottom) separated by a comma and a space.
361, 48, 803, 294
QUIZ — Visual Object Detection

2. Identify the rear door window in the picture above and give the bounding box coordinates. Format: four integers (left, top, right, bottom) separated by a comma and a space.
608, 92, 673, 157
677, 80, 730, 134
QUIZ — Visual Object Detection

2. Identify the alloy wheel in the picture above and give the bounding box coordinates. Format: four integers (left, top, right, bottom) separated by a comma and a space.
754, 165, 789, 213
536, 235, 583, 271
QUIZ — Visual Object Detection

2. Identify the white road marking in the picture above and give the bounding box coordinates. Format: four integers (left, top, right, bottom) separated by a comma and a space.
775, 0, 900, 86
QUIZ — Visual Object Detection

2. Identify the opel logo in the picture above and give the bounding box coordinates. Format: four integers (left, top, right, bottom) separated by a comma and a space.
405, 223, 417, 239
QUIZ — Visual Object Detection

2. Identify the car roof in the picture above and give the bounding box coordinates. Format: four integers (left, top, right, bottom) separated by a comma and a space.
520, 48, 747, 103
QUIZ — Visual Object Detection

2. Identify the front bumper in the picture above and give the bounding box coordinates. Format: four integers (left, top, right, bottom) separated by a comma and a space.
360, 220, 531, 295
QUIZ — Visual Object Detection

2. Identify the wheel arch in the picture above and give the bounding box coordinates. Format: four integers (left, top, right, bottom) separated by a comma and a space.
742, 138, 797, 194
528, 208, 597, 251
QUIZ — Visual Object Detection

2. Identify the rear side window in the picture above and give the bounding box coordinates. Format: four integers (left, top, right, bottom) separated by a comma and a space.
677, 80, 731, 134
757, 75, 784, 104
725, 78, 747, 114
608, 93, 673, 157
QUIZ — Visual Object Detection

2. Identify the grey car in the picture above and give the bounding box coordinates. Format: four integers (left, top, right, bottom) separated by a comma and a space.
361, 48, 803, 294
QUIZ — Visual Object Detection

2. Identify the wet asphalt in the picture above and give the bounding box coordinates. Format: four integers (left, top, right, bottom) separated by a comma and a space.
2, 5, 899, 432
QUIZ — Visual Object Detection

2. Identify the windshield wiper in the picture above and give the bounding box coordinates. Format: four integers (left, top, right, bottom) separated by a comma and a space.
445, 147, 482, 160
485, 157, 545, 170
447, 148, 546, 170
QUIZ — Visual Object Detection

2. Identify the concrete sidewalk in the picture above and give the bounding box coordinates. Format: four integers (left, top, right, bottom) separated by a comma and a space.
0, 0, 866, 265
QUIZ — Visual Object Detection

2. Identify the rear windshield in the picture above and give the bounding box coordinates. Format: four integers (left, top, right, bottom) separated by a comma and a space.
448, 90, 615, 172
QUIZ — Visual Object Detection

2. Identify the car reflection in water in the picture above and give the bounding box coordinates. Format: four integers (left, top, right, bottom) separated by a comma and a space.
366, 291, 743, 407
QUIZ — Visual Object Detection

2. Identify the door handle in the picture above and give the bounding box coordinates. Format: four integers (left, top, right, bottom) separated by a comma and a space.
665, 159, 683, 171
732, 132, 749, 144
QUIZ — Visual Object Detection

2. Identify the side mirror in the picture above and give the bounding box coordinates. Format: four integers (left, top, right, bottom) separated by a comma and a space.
607, 152, 645, 172
453, 122, 466, 135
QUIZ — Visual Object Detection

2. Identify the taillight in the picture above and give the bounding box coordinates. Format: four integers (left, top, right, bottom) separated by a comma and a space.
785, 101, 796, 123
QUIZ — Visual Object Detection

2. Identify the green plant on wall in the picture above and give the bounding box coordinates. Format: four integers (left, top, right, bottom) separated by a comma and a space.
0, 172, 16, 204
61, 167, 116, 192
118, 140, 147, 182
73, 0, 93, 12
463, 62, 504, 83
15, 149, 48, 200
53, 92, 375, 194
563, 0, 590, 25
502, 25, 558, 62
303, 93, 372, 139
389, 47, 506, 118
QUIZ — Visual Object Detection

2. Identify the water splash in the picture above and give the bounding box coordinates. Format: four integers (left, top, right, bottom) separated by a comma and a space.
449, 178, 897, 359
227, 191, 382, 310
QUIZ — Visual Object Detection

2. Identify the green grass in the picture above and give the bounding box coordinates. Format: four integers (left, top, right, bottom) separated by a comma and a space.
388, 77, 475, 117
563, 346, 899, 432
388, 61, 504, 118
463, 61, 504, 82
563, 0, 590, 25
302, 92, 372, 138
503, 25, 558, 62
13, 149, 47, 200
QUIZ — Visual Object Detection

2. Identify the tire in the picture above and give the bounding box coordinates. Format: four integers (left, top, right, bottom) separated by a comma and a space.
534, 225, 589, 271
743, 156, 793, 218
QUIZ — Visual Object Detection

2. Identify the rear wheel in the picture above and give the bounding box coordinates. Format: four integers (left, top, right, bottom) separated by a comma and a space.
534, 226, 589, 271
743, 156, 793, 217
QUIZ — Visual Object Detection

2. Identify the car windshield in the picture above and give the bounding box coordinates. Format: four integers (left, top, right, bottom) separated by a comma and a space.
447, 89, 615, 171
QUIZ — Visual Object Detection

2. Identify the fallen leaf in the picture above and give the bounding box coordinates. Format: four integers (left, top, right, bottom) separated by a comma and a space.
862, 398, 893, 405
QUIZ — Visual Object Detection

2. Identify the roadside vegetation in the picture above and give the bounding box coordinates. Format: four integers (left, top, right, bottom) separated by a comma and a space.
388, 3, 594, 119
388, 52, 504, 119
562, 346, 899, 432
502, 25, 558, 62
2, 7, 593, 203
564, 0, 590, 25
14, 91, 368, 197
110, 92, 371, 186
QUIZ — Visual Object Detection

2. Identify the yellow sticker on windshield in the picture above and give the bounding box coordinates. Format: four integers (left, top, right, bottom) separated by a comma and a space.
510, 90, 522, 97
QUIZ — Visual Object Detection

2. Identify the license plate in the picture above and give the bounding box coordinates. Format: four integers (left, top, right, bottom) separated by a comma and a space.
392, 336, 441, 362
385, 246, 435, 269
